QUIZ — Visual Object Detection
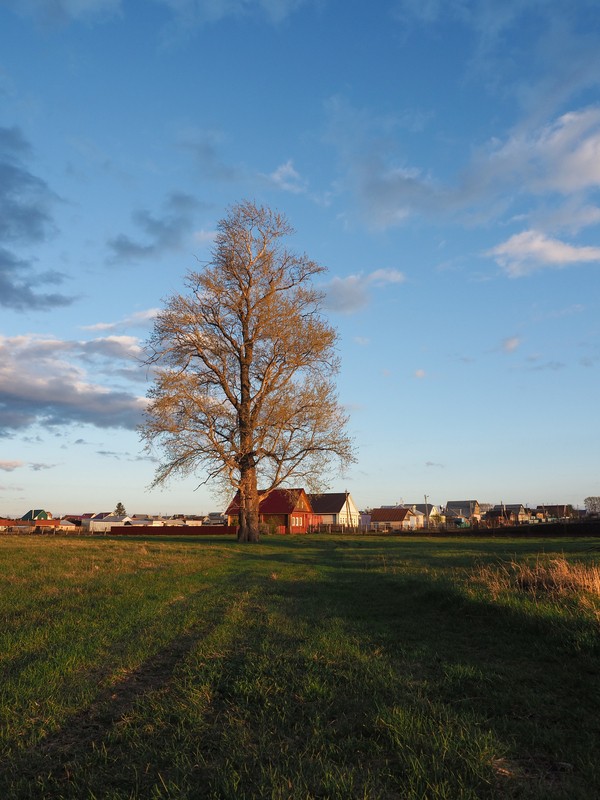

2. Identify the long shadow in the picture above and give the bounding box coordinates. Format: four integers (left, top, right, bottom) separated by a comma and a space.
0, 630, 206, 792
262, 567, 600, 793
2, 547, 598, 799
200, 554, 600, 797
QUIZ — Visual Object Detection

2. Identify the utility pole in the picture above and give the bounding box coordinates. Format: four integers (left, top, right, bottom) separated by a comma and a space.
344, 489, 350, 531
424, 494, 430, 530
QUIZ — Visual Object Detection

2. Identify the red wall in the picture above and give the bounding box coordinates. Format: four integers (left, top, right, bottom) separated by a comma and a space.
108, 525, 237, 536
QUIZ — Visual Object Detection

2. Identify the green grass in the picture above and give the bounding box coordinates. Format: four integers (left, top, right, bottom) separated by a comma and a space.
0, 534, 598, 799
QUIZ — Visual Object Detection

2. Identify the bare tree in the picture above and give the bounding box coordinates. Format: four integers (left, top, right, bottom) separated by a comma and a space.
141, 200, 355, 542
584, 497, 600, 515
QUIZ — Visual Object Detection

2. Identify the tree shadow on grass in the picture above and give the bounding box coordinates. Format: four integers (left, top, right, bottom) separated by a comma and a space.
0, 626, 212, 798
1, 557, 598, 799
257, 566, 600, 799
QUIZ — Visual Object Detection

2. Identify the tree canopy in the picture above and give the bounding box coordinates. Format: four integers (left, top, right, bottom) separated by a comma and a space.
584, 497, 600, 515
141, 200, 355, 541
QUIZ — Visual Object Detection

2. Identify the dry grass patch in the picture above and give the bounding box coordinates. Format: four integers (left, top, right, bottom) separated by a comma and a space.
472, 555, 600, 599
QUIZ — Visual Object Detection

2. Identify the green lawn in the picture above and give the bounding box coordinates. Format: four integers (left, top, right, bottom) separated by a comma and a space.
0, 534, 598, 799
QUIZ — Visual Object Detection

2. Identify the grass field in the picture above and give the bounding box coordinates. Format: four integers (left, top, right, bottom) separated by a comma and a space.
0, 534, 598, 799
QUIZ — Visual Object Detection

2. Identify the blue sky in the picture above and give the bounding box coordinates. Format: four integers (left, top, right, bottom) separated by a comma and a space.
1, 0, 599, 517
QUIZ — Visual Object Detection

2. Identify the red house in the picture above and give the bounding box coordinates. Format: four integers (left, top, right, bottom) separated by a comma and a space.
225, 488, 318, 534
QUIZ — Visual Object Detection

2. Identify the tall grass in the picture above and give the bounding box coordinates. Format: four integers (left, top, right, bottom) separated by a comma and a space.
471, 554, 600, 600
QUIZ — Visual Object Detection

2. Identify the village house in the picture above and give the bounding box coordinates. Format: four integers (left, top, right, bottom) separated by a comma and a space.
445, 500, 481, 526
308, 492, 360, 529
80, 512, 110, 530
88, 514, 132, 533
537, 504, 577, 521
406, 503, 442, 528
485, 504, 531, 526
21, 509, 52, 521
369, 506, 417, 532
225, 488, 318, 534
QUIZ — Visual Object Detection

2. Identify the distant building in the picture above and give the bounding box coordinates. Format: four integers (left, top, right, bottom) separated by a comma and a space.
536, 504, 577, 521
21, 509, 52, 521
88, 514, 132, 533
225, 488, 317, 534
369, 506, 417, 532
405, 503, 442, 528
445, 500, 481, 526
485, 504, 531, 526
57, 518, 79, 532
308, 492, 360, 528
203, 512, 227, 526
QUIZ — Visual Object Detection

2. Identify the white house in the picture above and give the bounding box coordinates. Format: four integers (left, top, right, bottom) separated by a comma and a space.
308, 492, 361, 528
369, 507, 417, 532
88, 514, 132, 533
405, 503, 442, 528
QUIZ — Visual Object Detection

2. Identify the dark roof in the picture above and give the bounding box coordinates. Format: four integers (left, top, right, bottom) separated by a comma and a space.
536, 504, 575, 514
370, 507, 414, 522
446, 501, 479, 515
308, 493, 350, 514
21, 509, 48, 521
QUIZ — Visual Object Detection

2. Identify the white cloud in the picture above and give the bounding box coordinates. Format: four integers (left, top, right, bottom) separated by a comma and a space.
82, 309, 159, 332
267, 160, 308, 194
531, 203, 600, 235
323, 268, 406, 313
488, 230, 600, 277
533, 109, 600, 193
79, 336, 144, 365
368, 268, 407, 286
479, 107, 600, 195
328, 93, 600, 234
0, 460, 24, 472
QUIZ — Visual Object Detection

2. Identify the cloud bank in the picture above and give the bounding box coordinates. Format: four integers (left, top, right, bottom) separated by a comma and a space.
0, 334, 147, 433
0, 126, 74, 310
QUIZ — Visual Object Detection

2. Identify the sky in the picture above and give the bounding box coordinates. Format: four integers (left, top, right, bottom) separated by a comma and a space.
1, 0, 599, 517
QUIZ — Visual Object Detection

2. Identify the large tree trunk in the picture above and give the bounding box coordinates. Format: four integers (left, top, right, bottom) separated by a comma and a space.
238, 454, 260, 542
238, 330, 259, 542
236, 482, 247, 541
244, 469, 260, 542
237, 507, 247, 541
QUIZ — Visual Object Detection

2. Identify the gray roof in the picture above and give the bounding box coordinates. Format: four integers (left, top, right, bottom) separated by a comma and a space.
446, 500, 479, 515
406, 503, 437, 515
308, 493, 353, 514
